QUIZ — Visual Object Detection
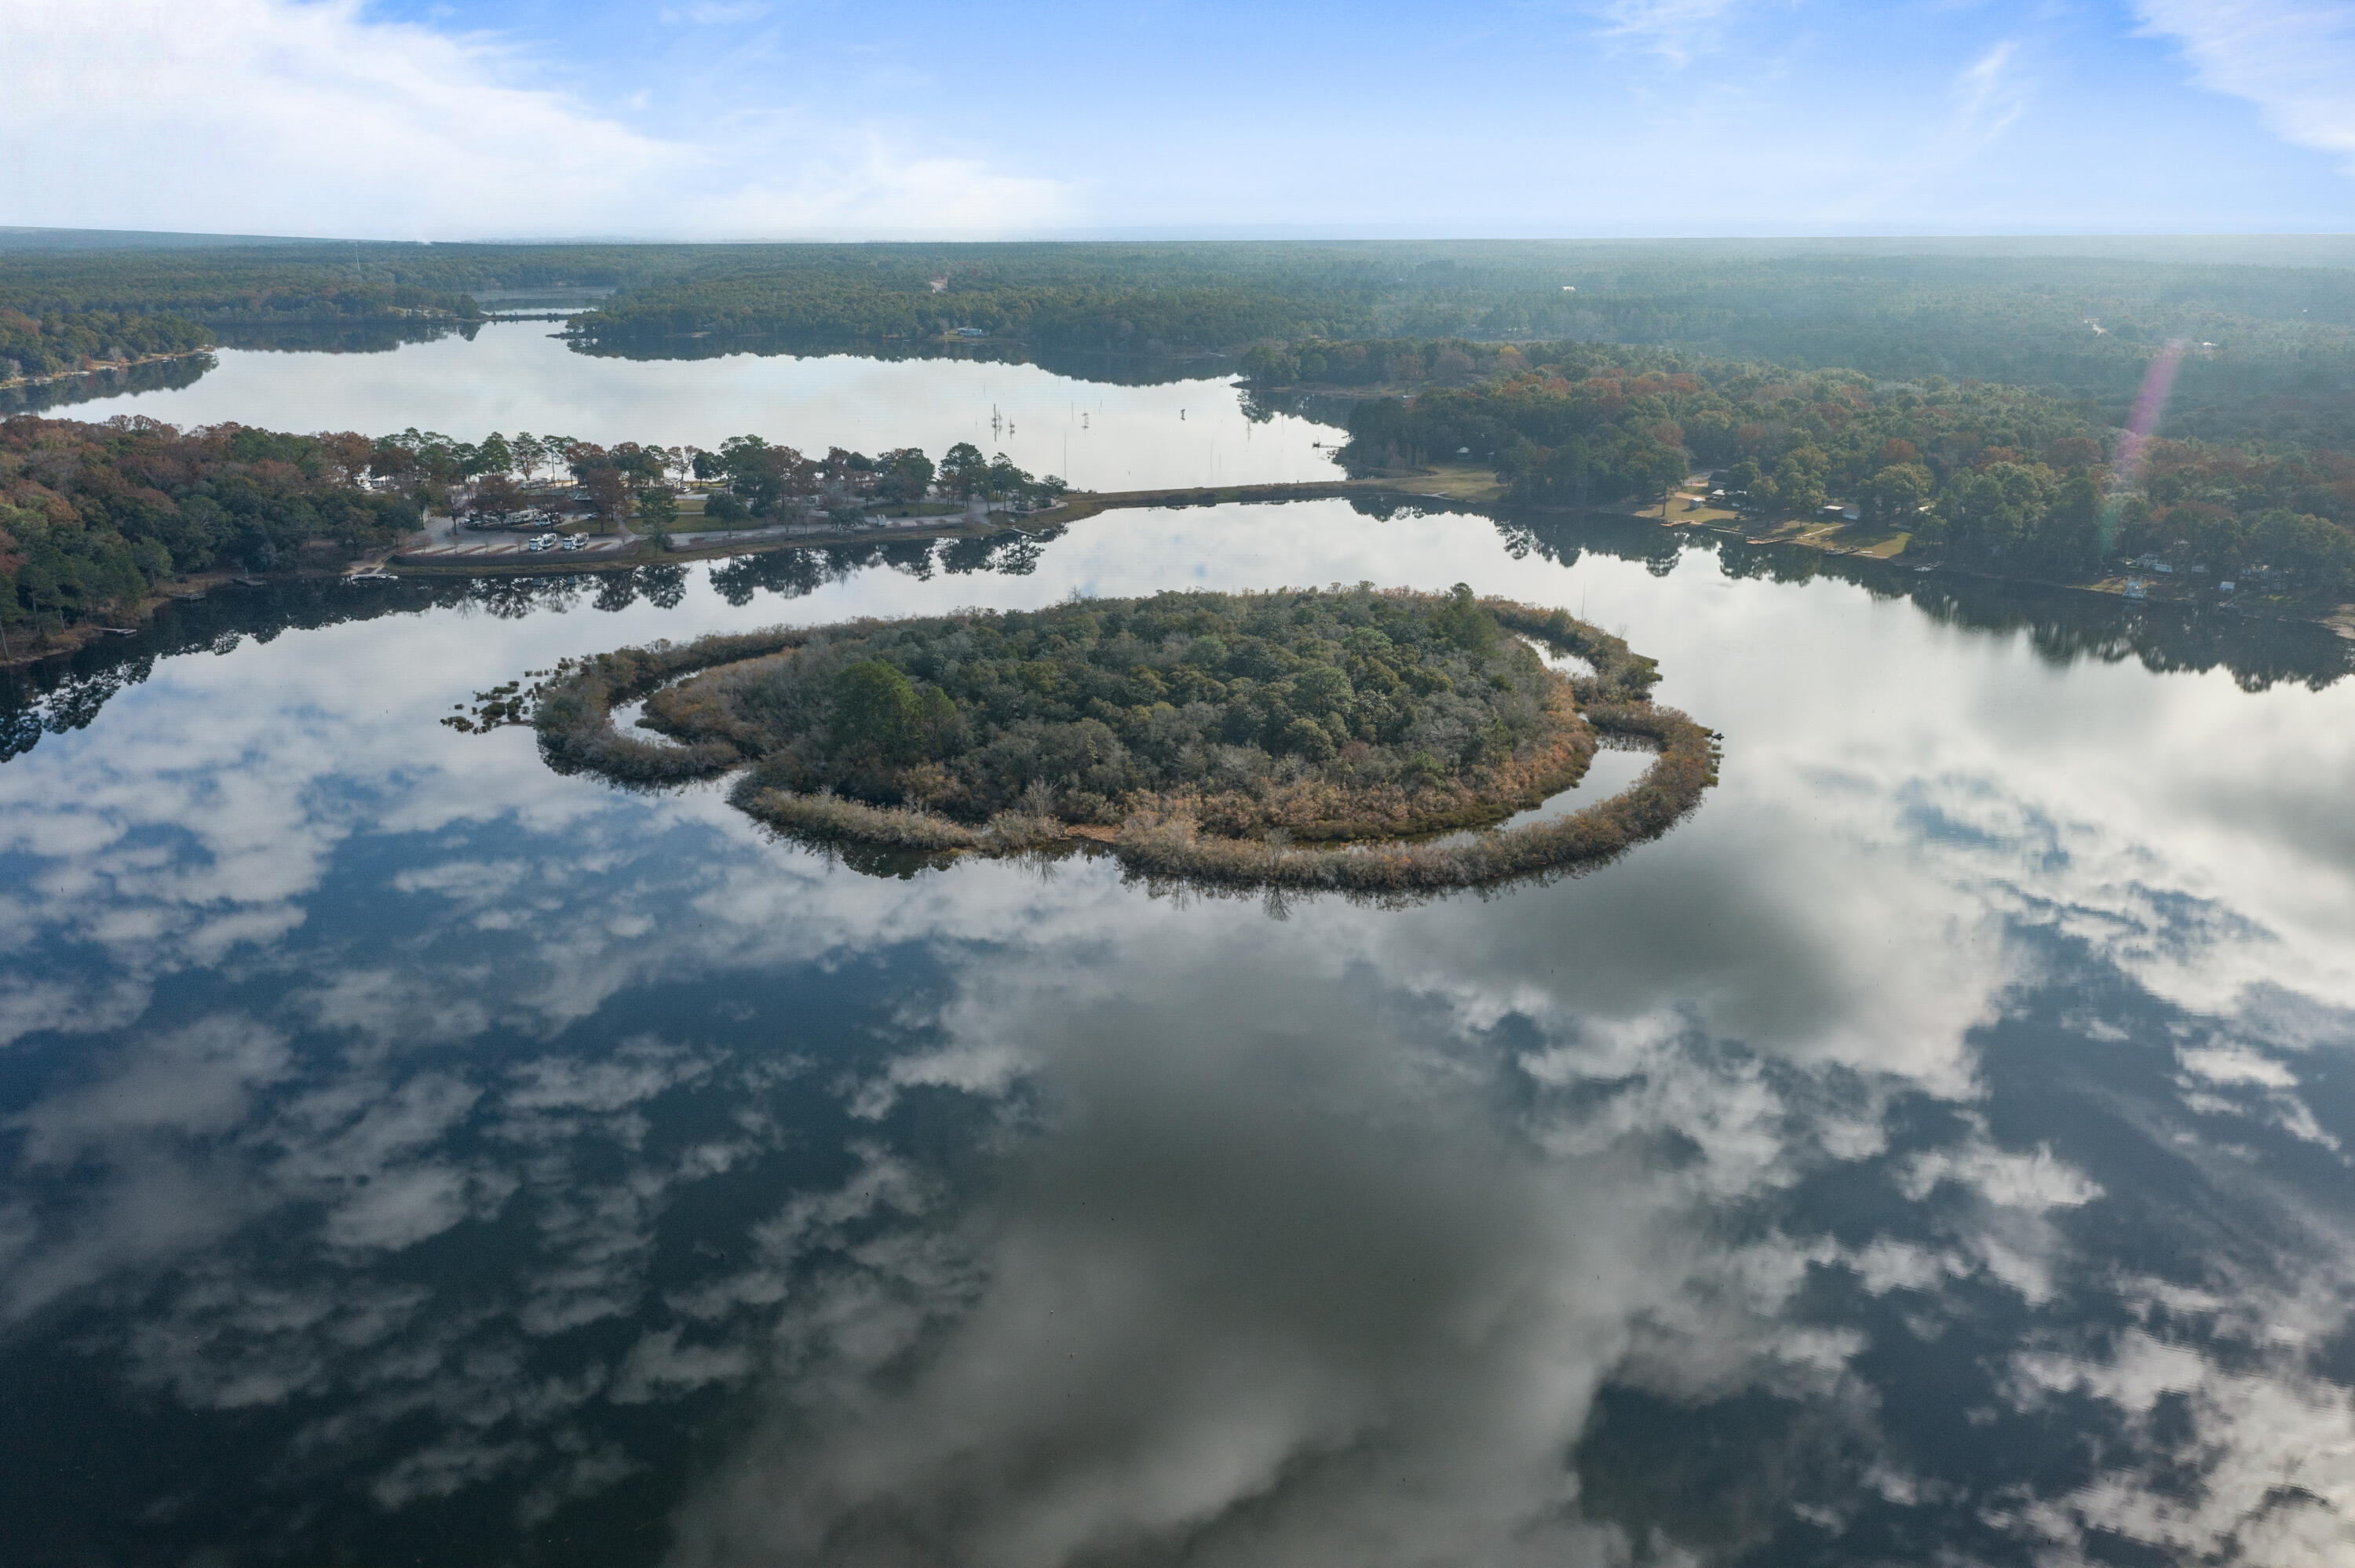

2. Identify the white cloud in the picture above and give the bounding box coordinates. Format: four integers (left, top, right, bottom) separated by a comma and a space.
3, 0, 1072, 239
1952, 40, 2029, 145
1596, 0, 1750, 65
2008, 1326, 2355, 1564
2137, 0, 2355, 172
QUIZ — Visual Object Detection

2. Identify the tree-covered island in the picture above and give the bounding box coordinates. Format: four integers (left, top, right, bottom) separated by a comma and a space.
532, 585, 1717, 893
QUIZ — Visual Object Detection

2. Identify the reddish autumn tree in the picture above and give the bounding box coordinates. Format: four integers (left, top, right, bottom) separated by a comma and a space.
2045, 436, 2104, 472
583, 467, 631, 524
317, 432, 374, 487
473, 473, 526, 523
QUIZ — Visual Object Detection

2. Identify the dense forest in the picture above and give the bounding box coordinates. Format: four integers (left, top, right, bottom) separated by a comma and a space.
0, 248, 491, 326
0, 408, 1071, 643
10, 232, 2353, 442
630, 585, 1578, 832
1, 308, 213, 382
1368, 252, 2355, 435
1320, 339, 2355, 595
559, 243, 2355, 443
568, 275, 1354, 354
535, 586, 1714, 892
7, 232, 2353, 612
0, 416, 418, 639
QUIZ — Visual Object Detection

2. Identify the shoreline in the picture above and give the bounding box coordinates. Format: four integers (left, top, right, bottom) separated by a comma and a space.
11, 472, 2348, 672
1656, 512, 2355, 634
0, 565, 284, 669
0, 347, 215, 393
525, 592, 1717, 896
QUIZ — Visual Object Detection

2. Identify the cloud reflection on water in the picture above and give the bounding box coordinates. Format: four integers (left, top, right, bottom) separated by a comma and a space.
1, 505, 2353, 1563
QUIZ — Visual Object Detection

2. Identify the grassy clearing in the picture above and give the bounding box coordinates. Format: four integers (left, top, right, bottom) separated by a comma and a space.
1403, 463, 1510, 502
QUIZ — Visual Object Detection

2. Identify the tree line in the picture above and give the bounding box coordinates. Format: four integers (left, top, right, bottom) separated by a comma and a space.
1245, 251, 2355, 446
0, 411, 1077, 645
368, 428, 1066, 546
0, 250, 487, 328
566, 277, 1362, 355
14, 237, 2353, 446
0, 308, 214, 384
1334, 343, 2355, 596
1, 415, 421, 643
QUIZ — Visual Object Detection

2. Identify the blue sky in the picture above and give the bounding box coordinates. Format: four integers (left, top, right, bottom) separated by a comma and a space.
9, 0, 2354, 239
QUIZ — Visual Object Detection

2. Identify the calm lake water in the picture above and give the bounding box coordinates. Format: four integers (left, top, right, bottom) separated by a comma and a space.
39, 321, 1342, 491
6, 491, 2355, 1566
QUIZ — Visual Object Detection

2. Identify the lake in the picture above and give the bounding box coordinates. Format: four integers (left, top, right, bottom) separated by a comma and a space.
5, 479, 2355, 1557
35, 320, 1344, 492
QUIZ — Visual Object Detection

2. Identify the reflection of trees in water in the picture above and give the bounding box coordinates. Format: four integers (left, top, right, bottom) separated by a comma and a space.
470, 574, 586, 620
583, 567, 692, 614
2, 578, 447, 763
1503, 510, 2354, 693
940, 531, 1047, 577
561, 330, 1233, 389
210, 319, 480, 356
1238, 385, 1351, 435
593, 574, 641, 614
876, 538, 937, 582
0, 569, 696, 764
0, 654, 155, 762
709, 534, 1050, 607
0, 320, 487, 418
0, 352, 216, 418
638, 564, 688, 610
708, 547, 853, 607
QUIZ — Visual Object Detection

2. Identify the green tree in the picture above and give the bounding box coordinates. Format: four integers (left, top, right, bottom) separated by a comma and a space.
985, 453, 1029, 500
635, 487, 678, 550
1623, 443, 1688, 512
939, 442, 989, 498
1771, 451, 1827, 516
2251, 510, 2355, 595
877, 447, 935, 502
1933, 462, 2053, 557
1240, 345, 1299, 385
1345, 398, 1411, 467
717, 435, 812, 516
2039, 472, 2102, 574
1864, 462, 1933, 523
1429, 582, 1499, 655
609, 442, 667, 488
831, 660, 925, 759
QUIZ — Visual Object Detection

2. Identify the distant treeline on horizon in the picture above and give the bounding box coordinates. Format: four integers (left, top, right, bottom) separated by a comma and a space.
8, 231, 2355, 633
